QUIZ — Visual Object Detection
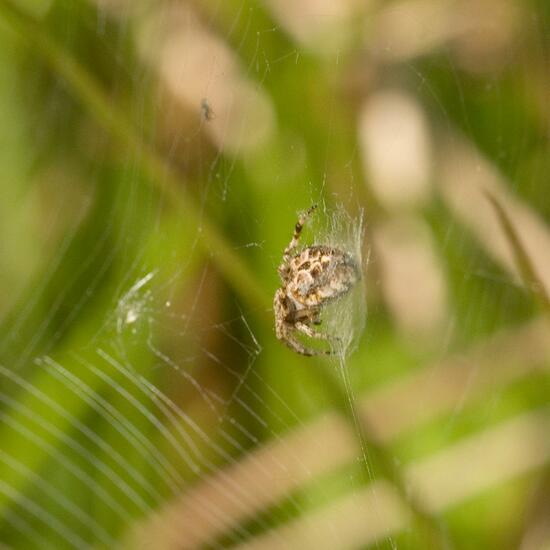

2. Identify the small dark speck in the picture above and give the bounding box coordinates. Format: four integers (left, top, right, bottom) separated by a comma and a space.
201, 98, 215, 121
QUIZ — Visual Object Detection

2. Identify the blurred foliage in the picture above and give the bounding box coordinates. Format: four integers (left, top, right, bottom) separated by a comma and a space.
0, 0, 549, 548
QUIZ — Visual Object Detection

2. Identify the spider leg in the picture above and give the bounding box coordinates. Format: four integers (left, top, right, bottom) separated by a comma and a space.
278, 322, 331, 356
295, 321, 340, 343
294, 307, 322, 325
283, 333, 318, 356
283, 204, 318, 263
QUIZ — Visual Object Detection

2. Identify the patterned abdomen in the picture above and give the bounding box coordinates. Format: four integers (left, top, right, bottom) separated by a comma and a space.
288, 245, 359, 308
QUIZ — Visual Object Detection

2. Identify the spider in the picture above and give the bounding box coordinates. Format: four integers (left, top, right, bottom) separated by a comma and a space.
274, 204, 360, 356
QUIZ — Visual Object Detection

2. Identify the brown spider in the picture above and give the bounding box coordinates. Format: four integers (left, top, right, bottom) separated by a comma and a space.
274, 205, 360, 356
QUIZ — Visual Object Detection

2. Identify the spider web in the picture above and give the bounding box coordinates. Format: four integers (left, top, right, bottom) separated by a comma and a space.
1, 1, 550, 549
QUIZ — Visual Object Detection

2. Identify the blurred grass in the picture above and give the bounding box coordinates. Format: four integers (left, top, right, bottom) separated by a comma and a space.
486, 191, 550, 312
0, 0, 549, 548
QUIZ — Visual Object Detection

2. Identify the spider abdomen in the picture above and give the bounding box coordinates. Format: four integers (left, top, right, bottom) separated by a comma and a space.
288, 245, 359, 308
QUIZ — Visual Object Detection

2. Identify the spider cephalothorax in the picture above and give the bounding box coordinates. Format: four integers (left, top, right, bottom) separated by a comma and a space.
274, 205, 360, 356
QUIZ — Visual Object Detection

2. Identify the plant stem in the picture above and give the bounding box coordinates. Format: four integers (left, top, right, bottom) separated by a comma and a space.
485, 191, 550, 313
